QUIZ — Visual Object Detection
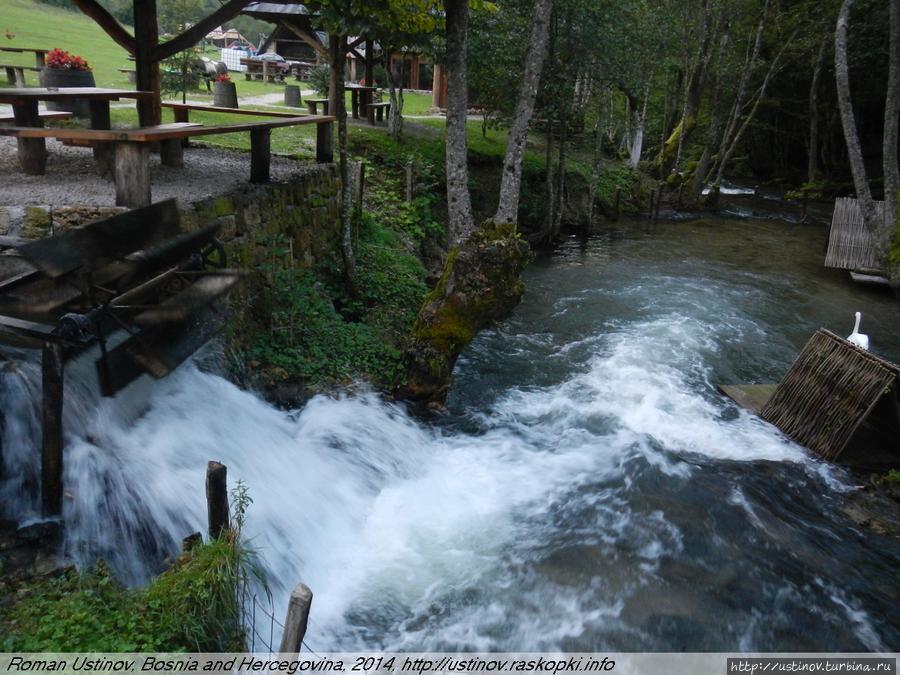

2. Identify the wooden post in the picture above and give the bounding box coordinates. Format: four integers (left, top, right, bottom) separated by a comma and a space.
405, 161, 413, 201
133, 0, 162, 127
206, 460, 229, 540
250, 128, 271, 183
114, 142, 151, 208
13, 100, 46, 175
41, 342, 64, 517
316, 121, 333, 163
90, 100, 114, 175
613, 186, 621, 221
365, 36, 374, 85
278, 583, 313, 655
159, 139, 184, 168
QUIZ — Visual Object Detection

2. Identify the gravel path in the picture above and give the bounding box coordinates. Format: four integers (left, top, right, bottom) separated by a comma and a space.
0, 136, 321, 207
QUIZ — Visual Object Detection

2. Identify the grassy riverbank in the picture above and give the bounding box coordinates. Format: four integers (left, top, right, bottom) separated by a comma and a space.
1, 537, 251, 651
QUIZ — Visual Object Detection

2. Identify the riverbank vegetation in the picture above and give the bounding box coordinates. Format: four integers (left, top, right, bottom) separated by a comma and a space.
1, 535, 252, 651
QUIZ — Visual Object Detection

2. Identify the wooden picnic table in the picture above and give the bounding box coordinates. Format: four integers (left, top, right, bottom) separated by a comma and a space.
0, 46, 48, 68
0, 87, 153, 173
346, 84, 377, 120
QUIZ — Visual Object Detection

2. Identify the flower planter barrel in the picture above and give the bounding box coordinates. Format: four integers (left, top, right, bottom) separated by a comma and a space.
40, 68, 96, 118
214, 81, 238, 109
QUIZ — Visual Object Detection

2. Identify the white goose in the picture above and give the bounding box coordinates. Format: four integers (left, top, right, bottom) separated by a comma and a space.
846, 311, 869, 350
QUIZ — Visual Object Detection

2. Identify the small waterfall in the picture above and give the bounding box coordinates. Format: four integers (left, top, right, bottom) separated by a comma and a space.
2, 222, 899, 651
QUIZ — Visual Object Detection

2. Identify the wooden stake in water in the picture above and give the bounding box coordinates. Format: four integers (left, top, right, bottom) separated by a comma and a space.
206, 460, 230, 540
279, 583, 313, 655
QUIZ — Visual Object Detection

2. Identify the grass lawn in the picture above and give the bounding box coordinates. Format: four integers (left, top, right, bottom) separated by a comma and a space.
1, 0, 435, 114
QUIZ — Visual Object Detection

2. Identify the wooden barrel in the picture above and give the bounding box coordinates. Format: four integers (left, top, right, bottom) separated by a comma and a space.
213, 81, 238, 109
40, 68, 95, 118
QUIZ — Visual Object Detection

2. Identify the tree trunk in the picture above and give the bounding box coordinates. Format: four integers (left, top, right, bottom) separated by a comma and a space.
692, 26, 731, 197
834, 0, 880, 236
627, 83, 650, 170
713, 31, 793, 193
668, 0, 716, 171
492, 0, 555, 224
808, 35, 828, 184
883, 0, 900, 241
710, 0, 769, 191
543, 117, 555, 238
552, 99, 568, 240
133, 0, 161, 127
331, 33, 356, 292
384, 51, 404, 140
587, 94, 602, 231
444, 0, 475, 245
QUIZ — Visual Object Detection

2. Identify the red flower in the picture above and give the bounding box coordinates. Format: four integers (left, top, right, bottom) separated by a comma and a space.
215, 73, 231, 83
45, 48, 91, 71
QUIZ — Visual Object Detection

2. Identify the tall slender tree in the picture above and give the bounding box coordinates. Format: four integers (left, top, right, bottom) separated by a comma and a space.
492, 0, 554, 225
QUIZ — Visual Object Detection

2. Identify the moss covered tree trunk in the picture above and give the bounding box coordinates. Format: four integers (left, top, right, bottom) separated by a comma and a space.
404, 223, 531, 404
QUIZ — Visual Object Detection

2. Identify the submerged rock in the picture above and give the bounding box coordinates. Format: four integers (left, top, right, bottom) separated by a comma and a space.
404, 221, 532, 404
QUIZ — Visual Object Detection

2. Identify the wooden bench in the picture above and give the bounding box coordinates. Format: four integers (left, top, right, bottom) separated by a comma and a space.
306, 98, 329, 115
368, 101, 391, 124
2, 64, 42, 87
0, 111, 72, 126
0, 116, 336, 208
117, 68, 137, 84
162, 101, 316, 122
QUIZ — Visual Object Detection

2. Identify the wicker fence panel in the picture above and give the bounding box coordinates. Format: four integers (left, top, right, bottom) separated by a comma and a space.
760, 330, 898, 460
824, 197, 887, 271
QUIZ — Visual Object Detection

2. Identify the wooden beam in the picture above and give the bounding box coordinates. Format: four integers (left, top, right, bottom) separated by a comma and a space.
133, 0, 161, 127
250, 127, 271, 183
115, 142, 151, 208
282, 21, 327, 56
41, 342, 64, 517
316, 119, 333, 163
154, 0, 253, 62
13, 101, 46, 175
206, 461, 230, 540
279, 584, 313, 656
16, 199, 181, 278
71, 0, 136, 54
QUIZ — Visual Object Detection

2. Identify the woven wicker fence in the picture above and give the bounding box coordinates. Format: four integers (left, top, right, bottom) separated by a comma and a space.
760, 330, 899, 460
824, 197, 887, 271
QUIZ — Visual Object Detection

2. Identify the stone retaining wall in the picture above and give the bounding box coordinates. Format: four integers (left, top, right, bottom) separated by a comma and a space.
0, 164, 342, 272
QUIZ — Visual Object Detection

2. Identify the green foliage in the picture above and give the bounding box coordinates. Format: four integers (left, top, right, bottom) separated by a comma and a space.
308, 64, 331, 96
594, 164, 640, 211
245, 207, 427, 391
879, 469, 900, 486
0, 537, 255, 652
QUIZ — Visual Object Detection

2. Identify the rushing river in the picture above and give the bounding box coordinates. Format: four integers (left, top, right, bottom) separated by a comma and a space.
2, 212, 900, 652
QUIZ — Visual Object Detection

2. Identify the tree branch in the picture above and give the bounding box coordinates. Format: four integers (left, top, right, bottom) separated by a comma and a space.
153, 0, 252, 61
71, 0, 136, 54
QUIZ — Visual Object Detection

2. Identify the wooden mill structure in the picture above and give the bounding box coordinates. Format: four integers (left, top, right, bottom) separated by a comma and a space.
0, 200, 241, 516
